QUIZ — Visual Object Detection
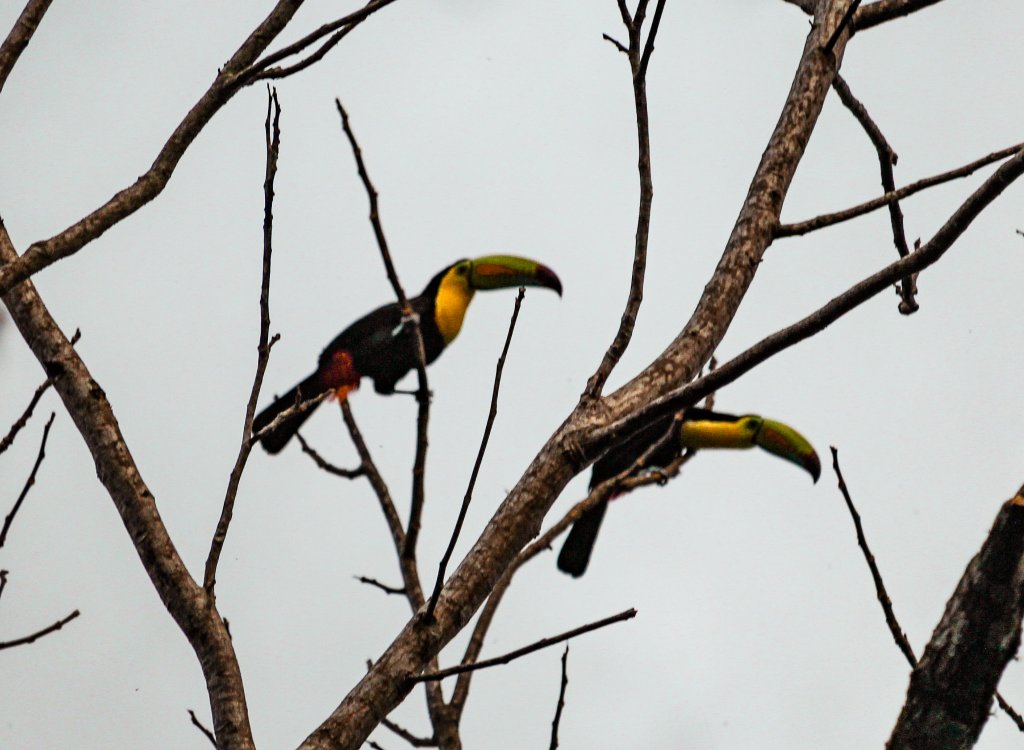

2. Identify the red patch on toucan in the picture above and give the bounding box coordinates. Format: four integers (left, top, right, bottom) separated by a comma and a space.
321, 350, 360, 401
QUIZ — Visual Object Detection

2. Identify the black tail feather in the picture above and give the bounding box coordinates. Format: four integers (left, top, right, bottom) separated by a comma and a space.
557, 500, 609, 578
253, 371, 323, 454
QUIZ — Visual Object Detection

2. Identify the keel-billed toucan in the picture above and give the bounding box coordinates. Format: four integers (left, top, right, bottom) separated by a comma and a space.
253, 255, 562, 454
557, 408, 820, 577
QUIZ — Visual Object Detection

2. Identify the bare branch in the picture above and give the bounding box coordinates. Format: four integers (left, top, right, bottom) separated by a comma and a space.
0, 1, 305, 295
888, 491, 1024, 748
831, 448, 915, 664
776, 142, 1024, 237
0, 377, 51, 456
0, 607, 79, 650
355, 576, 406, 596
585, 0, 663, 398
296, 433, 364, 479
0, 411, 54, 549
780, 0, 946, 30
548, 647, 569, 750
188, 710, 220, 749
204, 89, 282, 594
426, 290, 525, 619
854, 0, 945, 31
638, 0, 668, 79
333, 97, 431, 564
243, 0, 399, 82
831, 74, 917, 312
413, 608, 636, 683
601, 33, 628, 55
380, 718, 437, 748
0, 0, 53, 94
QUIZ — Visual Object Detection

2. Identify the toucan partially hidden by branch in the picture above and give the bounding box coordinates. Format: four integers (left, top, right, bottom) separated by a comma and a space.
557, 408, 821, 577
254, 255, 562, 454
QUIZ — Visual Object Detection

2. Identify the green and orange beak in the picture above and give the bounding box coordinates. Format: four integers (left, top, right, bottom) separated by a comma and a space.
468, 254, 563, 296
678, 411, 821, 482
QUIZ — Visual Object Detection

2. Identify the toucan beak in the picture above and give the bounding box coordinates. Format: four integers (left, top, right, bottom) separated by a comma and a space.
754, 418, 821, 483
468, 255, 563, 296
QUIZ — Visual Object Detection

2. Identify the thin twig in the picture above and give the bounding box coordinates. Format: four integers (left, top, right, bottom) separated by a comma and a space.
0, 411, 54, 549
0, 378, 51, 456
831, 447, 1024, 733
776, 142, 1024, 237
0, 608, 79, 650
601, 33, 628, 55
585, 0, 664, 398
380, 718, 437, 748
204, 89, 282, 593
243, 0, 399, 81
188, 710, 219, 749
355, 576, 406, 596
414, 608, 636, 683
250, 391, 329, 445
549, 646, 570, 750
832, 74, 917, 313
426, 291, 525, 620
333, 97, 432, 564
830, 447, 915, 664
296, 433, 364, 478
638, 0, 668, 79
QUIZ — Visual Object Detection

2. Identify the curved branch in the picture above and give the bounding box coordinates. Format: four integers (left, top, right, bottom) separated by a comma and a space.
0, 1, 305, 295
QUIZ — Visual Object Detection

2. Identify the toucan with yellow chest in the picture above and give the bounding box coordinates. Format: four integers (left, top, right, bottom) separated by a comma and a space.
254, 255, 562, 454
557, 408, 821, 577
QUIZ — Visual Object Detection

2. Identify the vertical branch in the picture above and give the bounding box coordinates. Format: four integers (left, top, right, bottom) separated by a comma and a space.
584, 0, 666, 398
832, 74, 917, 312
0, 411, 55, 549
0, 376, 52, 456
548, 646, 570, 750
204, 89, 283, 593
333, 98, 432, 563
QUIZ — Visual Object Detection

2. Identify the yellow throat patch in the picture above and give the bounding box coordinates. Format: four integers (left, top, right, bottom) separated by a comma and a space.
434, 266, 476, 345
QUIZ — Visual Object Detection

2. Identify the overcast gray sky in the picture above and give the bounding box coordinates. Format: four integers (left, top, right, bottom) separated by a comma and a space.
3, 2, 1024, 748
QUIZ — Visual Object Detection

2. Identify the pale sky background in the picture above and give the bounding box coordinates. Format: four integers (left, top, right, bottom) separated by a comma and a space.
2, 2, 1024, 749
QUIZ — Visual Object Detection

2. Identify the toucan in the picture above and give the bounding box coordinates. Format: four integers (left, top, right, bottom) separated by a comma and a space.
253, 255, 562, 454
556, 408, 821, 577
